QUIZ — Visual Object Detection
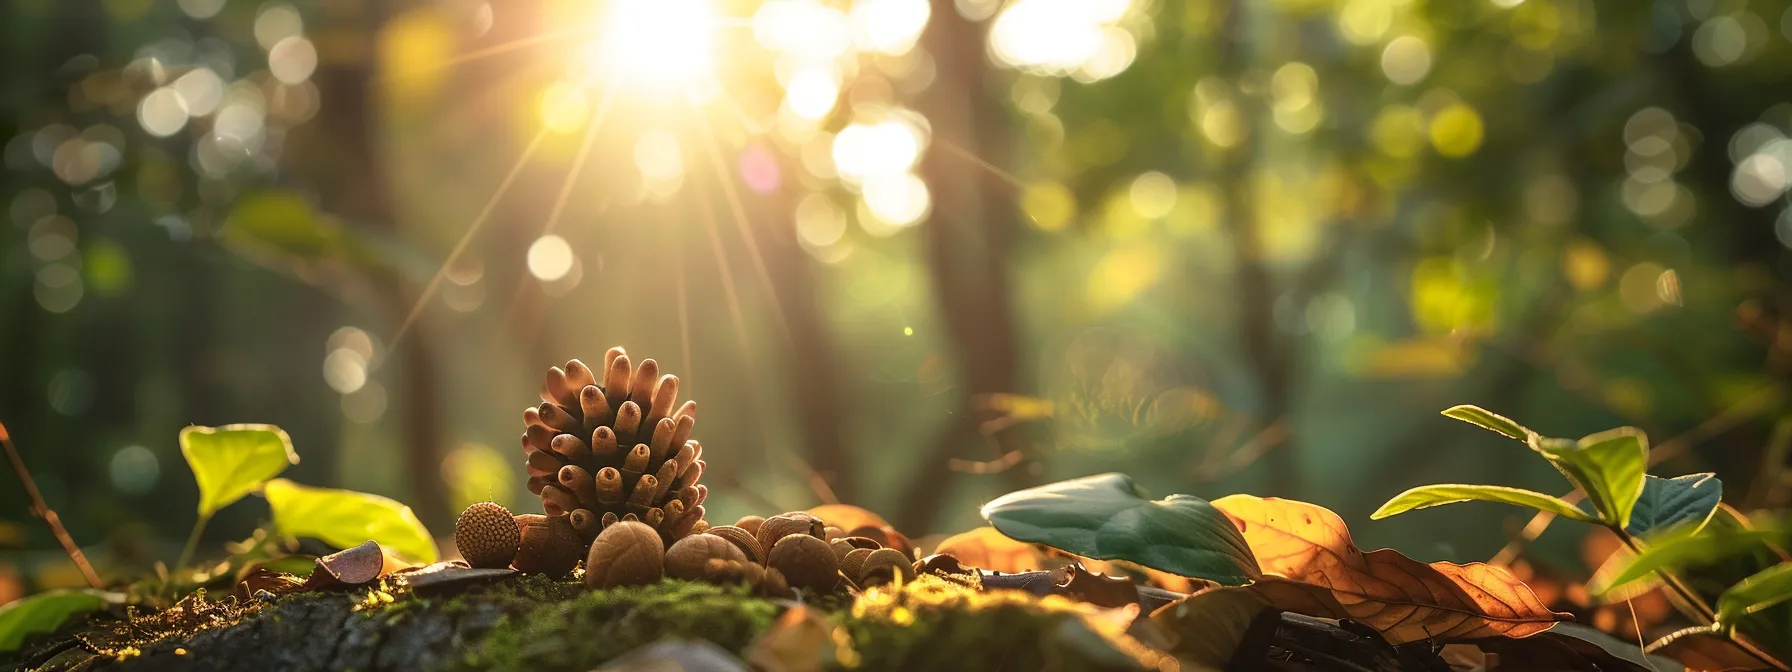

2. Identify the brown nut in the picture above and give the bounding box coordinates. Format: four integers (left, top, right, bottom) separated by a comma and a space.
455, 502, 520, 570
514, 514, 582, 578
665, 534, 748, 581
823, 525, 846, 542
756, 514, 824, 555
766, 534, 839, 593
856, 548, 916, 587
848, 525, 912, 556
840, 547, 875, 580
705, 525, 764, 564
586, 521, 666, 589
734, 516, 765, 535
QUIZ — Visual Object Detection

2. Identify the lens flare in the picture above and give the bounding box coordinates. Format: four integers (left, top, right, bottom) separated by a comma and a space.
592, 0, 719, 86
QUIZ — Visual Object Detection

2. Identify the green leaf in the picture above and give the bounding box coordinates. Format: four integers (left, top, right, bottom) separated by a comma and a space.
1537, 428, 1648, 530
1595, 527, 1788, 597
181, 424, 299, 518
1441, 405, 1535, 440
1718, 562, 1792, 625
1598, 474, 1723, 539
1370, 484, 1598, 522
262, 479, 438, 564
0, 589, 120, 652
1545, 623, 1687, 672
980, 473, 1260, 585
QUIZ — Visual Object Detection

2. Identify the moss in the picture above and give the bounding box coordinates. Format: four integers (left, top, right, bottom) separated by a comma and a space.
841, 576, 1166, 671
455, 580, 780, 672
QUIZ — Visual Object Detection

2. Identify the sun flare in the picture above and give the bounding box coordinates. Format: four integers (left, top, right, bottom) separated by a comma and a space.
590, 0, 720, 86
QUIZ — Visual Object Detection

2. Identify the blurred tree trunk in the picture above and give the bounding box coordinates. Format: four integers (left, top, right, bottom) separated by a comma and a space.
899, 0, 1032, 534
1213, 0, 1299, 496
294, 3, 449, 529
751, 174, 857, 504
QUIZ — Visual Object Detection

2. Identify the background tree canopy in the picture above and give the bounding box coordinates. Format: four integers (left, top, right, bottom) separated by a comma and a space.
4, 0, 1792, 600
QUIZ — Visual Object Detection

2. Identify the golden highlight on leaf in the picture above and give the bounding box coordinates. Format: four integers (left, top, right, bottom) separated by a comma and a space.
1212, 494, 1567, 644
1371, 484, 1597, 522
1441, 405, 1533, 440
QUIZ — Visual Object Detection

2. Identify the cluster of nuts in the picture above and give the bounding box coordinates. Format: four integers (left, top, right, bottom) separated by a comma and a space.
452, 350, 920, 593
454, 503, 918, 595
583, 511, 917, 594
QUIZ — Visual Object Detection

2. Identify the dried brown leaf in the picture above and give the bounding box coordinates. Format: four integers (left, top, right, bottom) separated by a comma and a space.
1212, 494, 1568, 644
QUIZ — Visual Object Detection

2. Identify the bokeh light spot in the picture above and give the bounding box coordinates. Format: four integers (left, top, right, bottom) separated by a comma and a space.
528, 234, 576, 282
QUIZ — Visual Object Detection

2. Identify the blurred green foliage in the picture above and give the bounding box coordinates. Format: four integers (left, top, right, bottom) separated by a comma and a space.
5, 0, 1792, 614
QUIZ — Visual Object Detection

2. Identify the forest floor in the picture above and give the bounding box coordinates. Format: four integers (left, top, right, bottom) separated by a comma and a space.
3, 573, 1169, 672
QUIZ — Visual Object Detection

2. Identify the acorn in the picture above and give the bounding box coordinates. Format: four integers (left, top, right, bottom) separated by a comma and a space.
586, 520, 665, 589
514, 514, 582, 578
705, 525, 765, 564
734, 516, 765, 536
756, 513, 824, 556
840, 547, 876, 580
706, 559, 794, 598
766, 534, 839, 593
830, 536, 881, 564
856, 548, 915, 587
665, 533, 749, 581
455, 502, 520, 569
519, 348, 710, 554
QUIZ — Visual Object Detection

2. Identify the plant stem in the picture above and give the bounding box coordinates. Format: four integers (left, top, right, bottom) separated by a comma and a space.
0, 421, 104, 589
175, 514, 211, 579
1616, 526, 1790, 670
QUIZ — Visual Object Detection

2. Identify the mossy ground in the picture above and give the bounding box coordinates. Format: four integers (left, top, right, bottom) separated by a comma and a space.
11, 574, 1162, 671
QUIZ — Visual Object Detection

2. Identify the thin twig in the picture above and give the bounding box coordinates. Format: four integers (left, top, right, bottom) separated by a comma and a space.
0, 421, 103, 588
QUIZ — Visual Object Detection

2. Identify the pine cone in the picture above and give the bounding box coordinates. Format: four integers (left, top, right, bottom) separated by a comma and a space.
522, 347, 708, 550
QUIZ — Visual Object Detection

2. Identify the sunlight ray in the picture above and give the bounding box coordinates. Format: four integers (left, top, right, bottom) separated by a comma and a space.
709, 85, 774, 135
496, 80, 618, 331
936, 138, 1027, 190
376, 25, 591, 84
538, 82, 617, 237
378, 126, 553, 368
692, 110, 792, 345
695, 179, 754, 358
675, 243, 695, 398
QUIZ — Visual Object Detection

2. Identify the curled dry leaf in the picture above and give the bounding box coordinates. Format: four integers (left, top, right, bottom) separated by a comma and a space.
300, 540, 388, 590
932, 527, 1051, 573
1211, 494, 1567, 644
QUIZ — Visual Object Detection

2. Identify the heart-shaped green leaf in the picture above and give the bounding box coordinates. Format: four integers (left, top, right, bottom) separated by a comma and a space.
181, 424, 299, 517
1718, 562, 1792, 626
1533, 428, 1648, 530
1582, 474, 1722, 539
1370, 484, 1597, 522
0, 589, 120, 652
263, 479, 438, 564
1442, 405, 1535, 441
980, 473, 1260, 585
1595, 527, 1788, 597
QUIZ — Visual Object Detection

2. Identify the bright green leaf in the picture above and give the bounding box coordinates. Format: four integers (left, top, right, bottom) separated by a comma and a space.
1441, 405, 1534, 440
0, 589, 120, 652
1718, 562, 1792, 625
181, 424, 299, 518
262, 478, 438, 564
1541, 428, 1648, 530
1596, 474, 1723, 539
980, 473, 1260, 585
1596, 528, 1788, 597
1370, 484, 1597, 522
